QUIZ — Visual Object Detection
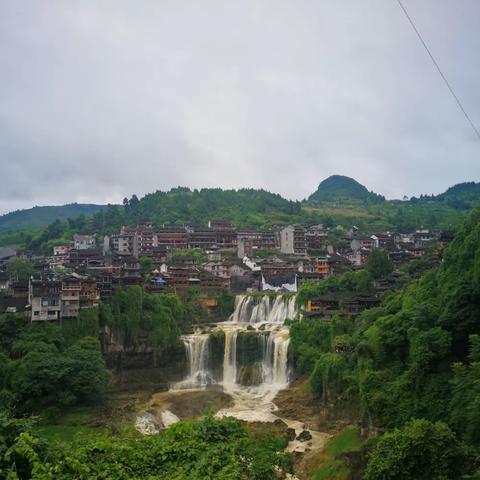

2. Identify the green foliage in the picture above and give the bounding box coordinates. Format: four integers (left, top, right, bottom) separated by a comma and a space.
310, 353, 348, 404
0, 315, 108, 413
2, 416, 290, 480
311, 427, 362, 480
290, 207, 480, 474
364, 419, 471, 480
9, 336, 107, 410
216, 289, 235, 318
6, 259, 34, 283
3, 180, 478, 252
308, 175, 385, 203
366, 249, 393, 279
296, 270, 373, 306
0, 203, 107, 233
139, 256, 154, 279
108, 287, 184, 365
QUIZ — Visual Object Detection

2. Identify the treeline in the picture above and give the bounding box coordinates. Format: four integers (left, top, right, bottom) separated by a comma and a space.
0, 313, 108, 414
0, 286, 233, 414
290, 207, 480, 478
0, 413, 290, 479
3, 185, 479, 253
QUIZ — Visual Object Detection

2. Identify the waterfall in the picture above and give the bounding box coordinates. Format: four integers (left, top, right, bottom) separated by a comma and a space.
261, 329, 290, 386
271, 332, 290, 385
223, 294, 295, 388
171, 333, 212, 390
223, 330, 238, 385
173, 294, 295, 392
230, 294, 297, 325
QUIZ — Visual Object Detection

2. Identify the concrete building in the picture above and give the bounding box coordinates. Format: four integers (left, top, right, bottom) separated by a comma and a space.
73, 234, 96, 250
29, 278, 61, 321
279, 225, 307, 255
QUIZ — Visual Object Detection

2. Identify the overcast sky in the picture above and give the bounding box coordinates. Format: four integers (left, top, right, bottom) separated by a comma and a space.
0, 0, 479, 214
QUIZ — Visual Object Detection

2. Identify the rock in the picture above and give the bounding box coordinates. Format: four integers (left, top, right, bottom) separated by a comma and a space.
246, 325, 255, 331
296, 430, 312, 442
135, 413, 161, 435
286, 427, 297, 441
161, 410, 180, 427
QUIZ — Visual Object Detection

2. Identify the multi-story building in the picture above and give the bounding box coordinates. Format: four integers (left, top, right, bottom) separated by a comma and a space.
317, 257, 333, 277
61, 276, 81, 318
157, 226, 189, 250
237, 230, 278, 257
29, 278, 61, 321
51, 244, 70, 268
111, 233, 135, 255
350, 237, 376, 252
121, 224, 158, 256
30, 274, 100, 321
73, 234, 96, 250
279, 225, 307, 255
305, 226, 328, 251
188, 226, 217, 250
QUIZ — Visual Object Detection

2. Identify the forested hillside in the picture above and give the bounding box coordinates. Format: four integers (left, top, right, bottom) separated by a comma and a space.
1, 178, 480, 251
0, 204, 108, 233
290, 206, 480, 477
307, 175, 385, 203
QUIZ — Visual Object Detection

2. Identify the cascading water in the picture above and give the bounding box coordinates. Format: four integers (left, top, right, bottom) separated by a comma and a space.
223, 329, 238, 385
171, 333, 212, 390
171, 294, 296, 395
229, 294, 297, 325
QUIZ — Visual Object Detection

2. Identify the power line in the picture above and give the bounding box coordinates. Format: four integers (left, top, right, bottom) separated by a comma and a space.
396, 0, 480, 140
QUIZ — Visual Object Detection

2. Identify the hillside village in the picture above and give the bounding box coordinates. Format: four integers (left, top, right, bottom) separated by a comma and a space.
0, 217, 451, 322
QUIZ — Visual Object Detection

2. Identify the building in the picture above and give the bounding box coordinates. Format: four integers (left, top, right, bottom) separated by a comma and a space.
73, 234, 96, 250
111, 233, 135, 256
317, 257, 333, 277
305, 225, 328, 251
203, 261, 231, 279
120, 224, 158, 257
371, 233, 394, 250
279, 225, 307, 255
350, 237, 375, 252
29, 278, 61, 321
157, 226, 189, 250
188, 227, 217, 250
237, 237, 254, 259
61, 275, 82, 318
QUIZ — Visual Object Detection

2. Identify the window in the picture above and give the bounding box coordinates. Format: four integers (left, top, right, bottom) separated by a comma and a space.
33, 311, 40, 316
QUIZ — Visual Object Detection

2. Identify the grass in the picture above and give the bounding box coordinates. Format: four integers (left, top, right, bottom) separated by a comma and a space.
33, 395, 141, 445
308, 427, 362, 480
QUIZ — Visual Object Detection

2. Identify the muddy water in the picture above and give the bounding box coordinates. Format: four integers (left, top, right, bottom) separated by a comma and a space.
215, 382, 330, 454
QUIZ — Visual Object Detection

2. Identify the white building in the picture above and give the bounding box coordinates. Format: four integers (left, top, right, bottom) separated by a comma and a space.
73, 234, 96, 250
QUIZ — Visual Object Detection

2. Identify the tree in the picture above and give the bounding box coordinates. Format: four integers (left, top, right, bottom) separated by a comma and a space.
64, 337, 108, 402
217, 289, 235, 318
6, 259, 34, 283
367, 249, 393, 279
140, 256, 154, 279
365, 419, 471, 479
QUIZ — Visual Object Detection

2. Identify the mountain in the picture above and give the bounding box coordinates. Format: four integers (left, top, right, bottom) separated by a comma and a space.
0, 203, 109, 233
307, 175, 384, 203
436, 181, 480, 201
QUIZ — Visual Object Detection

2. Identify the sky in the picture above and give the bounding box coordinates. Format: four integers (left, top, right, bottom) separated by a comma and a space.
0, 0, 479, 214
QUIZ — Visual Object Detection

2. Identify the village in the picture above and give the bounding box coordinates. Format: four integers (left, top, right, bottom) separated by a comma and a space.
0, 220, 453, 322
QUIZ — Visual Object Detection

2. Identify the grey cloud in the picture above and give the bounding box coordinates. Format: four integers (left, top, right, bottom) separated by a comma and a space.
0, 0, 479, 214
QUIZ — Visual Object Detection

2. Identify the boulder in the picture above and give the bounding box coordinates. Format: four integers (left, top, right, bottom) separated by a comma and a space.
286, 427, 297, 441
296, 430, 312, 442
